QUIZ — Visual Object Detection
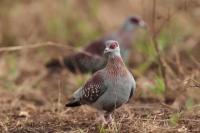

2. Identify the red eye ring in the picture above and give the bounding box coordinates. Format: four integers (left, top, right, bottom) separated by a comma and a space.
109, 43, 118, 49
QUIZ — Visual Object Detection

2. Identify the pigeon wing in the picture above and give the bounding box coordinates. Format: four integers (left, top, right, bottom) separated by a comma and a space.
81, 72, 107, 103
64, 51, 104, 73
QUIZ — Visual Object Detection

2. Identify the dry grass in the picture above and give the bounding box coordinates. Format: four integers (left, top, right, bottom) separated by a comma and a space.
0, 86, 200, 133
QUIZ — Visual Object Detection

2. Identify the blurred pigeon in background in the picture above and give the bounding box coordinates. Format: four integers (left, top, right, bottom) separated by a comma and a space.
46, 16, 146, 73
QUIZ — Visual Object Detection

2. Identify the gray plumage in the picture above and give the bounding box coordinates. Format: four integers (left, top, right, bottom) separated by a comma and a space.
66, 40, 136, 123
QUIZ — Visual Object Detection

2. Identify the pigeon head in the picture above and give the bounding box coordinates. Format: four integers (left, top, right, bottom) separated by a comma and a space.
104, 40, 121, 57
122, 16, 146, 32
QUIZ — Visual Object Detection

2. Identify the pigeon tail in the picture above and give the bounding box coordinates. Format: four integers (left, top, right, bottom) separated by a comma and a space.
45, 56, 78, 73
65, 98, 81, 107
45, 58, 63, 72
63, 56, 78, 73
66, 88, 83, 107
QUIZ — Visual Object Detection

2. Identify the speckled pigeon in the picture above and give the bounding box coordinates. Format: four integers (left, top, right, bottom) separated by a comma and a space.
65, 40, 136, 124
46, 16, 146, 73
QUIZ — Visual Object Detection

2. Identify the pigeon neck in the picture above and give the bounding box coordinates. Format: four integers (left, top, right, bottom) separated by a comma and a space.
108, 51, 121, 58
106, 55, 125, 69
106, 56, 127, 77
118, 27, 135, 42
120, 24, 136, 33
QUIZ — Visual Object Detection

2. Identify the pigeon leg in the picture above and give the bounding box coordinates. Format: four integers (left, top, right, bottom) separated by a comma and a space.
97, 112, 107, 125
104, 113, 113, 124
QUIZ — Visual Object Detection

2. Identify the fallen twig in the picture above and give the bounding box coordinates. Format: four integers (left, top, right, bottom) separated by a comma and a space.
0, 42, 67, 52
0, 42, 102, 59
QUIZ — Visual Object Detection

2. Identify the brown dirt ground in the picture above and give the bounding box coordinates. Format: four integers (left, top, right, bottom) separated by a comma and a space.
0, 75, 200, 133
0, 43, 200, 133
0, 41, 199, 133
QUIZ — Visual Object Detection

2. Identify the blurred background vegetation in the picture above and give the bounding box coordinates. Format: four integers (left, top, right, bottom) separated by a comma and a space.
0, 0, 200, 105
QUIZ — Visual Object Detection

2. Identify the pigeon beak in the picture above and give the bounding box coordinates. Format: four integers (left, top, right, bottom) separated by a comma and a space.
139, 21, 147, 28
104, 47, 110, 54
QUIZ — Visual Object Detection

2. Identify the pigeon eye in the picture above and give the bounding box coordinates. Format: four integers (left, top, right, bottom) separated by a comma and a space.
109, 43, 117, 49
130, 17, 139, 24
